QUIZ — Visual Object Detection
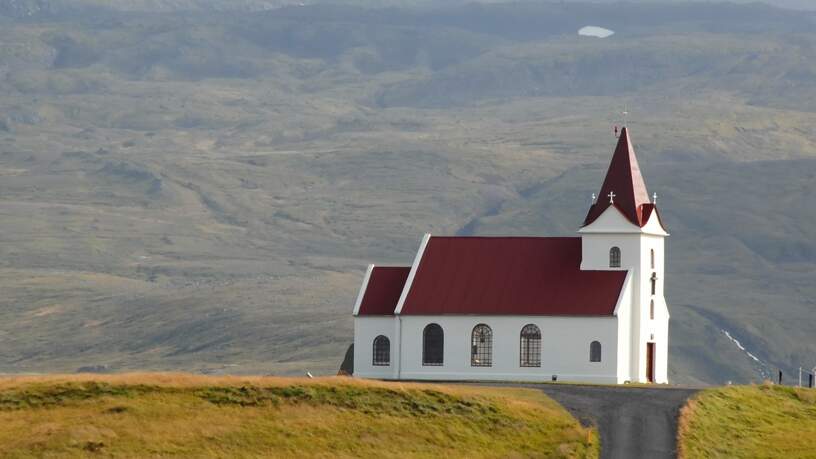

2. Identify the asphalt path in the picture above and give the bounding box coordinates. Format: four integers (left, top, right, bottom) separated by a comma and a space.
424, 380, 699, 458
528, 384, 699, 459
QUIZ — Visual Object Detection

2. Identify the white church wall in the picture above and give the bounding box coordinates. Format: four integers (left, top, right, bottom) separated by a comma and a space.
639, 231, 669, 383
581, 230, 643, 381
654, 297, 670, 383
353, 316, 397, 379
636, 295, 669, 383
580, 234, 642, 273
615, 273, 634, 383
396, 315, 619, 384
579, 209, 644, 273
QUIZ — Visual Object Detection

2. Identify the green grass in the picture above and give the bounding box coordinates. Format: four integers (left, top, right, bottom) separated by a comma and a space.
0, 374, 598, 458
678, 383, 816, 458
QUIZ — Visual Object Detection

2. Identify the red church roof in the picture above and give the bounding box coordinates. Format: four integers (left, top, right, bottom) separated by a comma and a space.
356, 266, 410, 316
584, 127, 657, 228
398, 237, 627, 316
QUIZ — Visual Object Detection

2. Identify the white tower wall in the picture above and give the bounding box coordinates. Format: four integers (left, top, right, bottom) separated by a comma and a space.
580, 207, 669, 383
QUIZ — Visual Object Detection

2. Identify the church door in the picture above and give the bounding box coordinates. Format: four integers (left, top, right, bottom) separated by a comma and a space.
646, 343, 655, 383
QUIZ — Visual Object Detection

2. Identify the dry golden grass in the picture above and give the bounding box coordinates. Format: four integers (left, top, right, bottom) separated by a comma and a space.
677, 383, 816, 459
0, 373, 598, 458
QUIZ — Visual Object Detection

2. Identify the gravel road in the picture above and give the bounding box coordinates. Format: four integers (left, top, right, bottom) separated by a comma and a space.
530, 384, 699, 459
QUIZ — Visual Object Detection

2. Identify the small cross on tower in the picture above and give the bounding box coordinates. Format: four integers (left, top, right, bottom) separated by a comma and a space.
652, 192, 658, 204
608, 191, 616, 204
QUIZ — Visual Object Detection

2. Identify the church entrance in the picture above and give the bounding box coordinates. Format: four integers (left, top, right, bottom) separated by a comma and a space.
646, 343, 656, 383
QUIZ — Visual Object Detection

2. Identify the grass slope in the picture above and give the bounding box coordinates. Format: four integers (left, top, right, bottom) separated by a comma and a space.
678, 384, 816, 458
0, 374, 597, 458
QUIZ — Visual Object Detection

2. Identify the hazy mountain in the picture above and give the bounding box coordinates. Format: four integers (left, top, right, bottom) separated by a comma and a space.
2, 0, 815, 17
551, 0, 816, 12
0, 1, 814, 384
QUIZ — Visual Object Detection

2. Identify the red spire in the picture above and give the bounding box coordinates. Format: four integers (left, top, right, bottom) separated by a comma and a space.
583, 127, 652, 227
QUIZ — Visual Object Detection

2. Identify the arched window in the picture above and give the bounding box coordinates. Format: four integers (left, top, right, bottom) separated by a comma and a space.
650, 249, 655, 269
471, 324, 493, 367
422, 324, 444, 366
372, 335, 390, 366
590, 341, 602, 362
520, 324, 541, 367
651, 272, 657, 295
650, 300, 655, 320
609, 247, 621, 268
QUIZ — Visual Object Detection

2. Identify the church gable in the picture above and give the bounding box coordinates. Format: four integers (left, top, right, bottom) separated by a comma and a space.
641, 207, 670, 236
396, 236, 627, 316
353, 265, 410, 316
580, 204, 645, 234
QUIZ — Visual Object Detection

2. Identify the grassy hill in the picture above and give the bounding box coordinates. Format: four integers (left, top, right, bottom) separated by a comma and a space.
0, 374, 597, 458
0, 1, 814, 384
678, 384, 816, 458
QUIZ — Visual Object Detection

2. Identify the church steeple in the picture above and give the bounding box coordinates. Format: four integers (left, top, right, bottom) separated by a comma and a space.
583, 127, 653, 228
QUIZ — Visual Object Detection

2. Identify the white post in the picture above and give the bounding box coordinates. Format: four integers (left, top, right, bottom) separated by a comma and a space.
799, 367, 803, 387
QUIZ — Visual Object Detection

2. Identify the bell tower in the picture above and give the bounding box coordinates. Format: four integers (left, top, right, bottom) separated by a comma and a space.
578, 127, 670, 383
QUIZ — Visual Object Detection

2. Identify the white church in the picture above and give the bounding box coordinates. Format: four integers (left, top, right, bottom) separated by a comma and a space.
352, 127, 670, 384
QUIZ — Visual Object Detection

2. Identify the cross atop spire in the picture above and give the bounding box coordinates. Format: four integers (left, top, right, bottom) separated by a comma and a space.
583, 127, 653, 228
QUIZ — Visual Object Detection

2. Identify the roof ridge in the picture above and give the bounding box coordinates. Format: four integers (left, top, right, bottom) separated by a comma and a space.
429, 236, 580, 240
399, 236, 625, 316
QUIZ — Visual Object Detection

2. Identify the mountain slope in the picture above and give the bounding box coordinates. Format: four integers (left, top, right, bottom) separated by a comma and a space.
0, 2, 814, 383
